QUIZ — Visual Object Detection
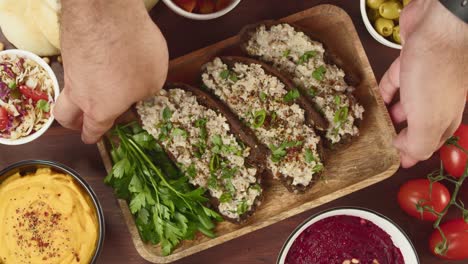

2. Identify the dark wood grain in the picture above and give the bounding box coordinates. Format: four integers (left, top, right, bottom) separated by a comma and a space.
0, 1, 465, 264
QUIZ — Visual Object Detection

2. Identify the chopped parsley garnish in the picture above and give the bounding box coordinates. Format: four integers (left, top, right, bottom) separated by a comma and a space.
334, 107, 349, 124
259, 91, 267, 102
210, 154, 221, 172
304, 148, 316, 163
36, 99, 50, 112
172, 127, 188, 138
237, 200, 249, 215
220, 69, 238, 82
162, 107, 172, 121
298, 50, 317, 65
193, 118, 208, 157
308, 87, 317, 97
221, 167, 238, 179
269, 140, 303, 163
312, 65, 326, 81
186, 163, 197, 178
225, 179, 236, 194
270, 111, 277, 123
283, 49, 291, 57
334, 95, 342, 106
313, 164, 324, 173
252, 109, 267, 128
195, 118, 207, 127
250, 183, 262, 192
229, 73, 238, 82
220, 69, 230, 79
212, 134, 223, 146
207, 174, 219, 190
283, 89, 300, 103
8, 82, 16, 90
219, 192, 232, 203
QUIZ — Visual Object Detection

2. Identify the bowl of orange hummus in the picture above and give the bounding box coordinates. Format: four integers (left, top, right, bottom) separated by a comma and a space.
0, 160, 104, 264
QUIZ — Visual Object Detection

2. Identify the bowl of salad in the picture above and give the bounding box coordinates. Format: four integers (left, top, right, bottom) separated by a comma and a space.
0, 49, 59, 145
163, 0, 241, 20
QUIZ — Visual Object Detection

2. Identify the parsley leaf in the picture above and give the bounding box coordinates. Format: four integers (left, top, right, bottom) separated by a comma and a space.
36, 99, 50, 112
284, 89, 300, 103
283, 49, 291, 57
172, 127, 188, 138
269, 140, 303, 163
219, 192, 232, 203
219, 69, 230, 79
8, 82, 16, 90
312, 65, 326, 81
162, 107, 172, 121
305, 148, 316, 163
237, 200, 248, 215
252, 109, 267, 128
259, 91, 267, 102
334, 107, 349, 124
298, 50, 317, 65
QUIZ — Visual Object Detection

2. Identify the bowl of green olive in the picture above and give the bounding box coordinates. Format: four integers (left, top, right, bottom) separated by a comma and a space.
361, 0, 411, 49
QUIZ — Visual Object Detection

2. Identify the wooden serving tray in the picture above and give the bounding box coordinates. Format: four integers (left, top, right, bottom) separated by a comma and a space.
97, 4, 399, 263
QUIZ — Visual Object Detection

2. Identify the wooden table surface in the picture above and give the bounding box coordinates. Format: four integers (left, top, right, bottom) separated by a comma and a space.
0, 1, 467, 263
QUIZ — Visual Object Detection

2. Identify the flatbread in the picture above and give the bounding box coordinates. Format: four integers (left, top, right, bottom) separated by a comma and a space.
0, 0, 59, 56
27, 0, 61, 50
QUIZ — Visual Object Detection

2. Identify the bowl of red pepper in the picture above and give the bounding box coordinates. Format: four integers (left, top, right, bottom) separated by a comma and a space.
0, 49, 59, 145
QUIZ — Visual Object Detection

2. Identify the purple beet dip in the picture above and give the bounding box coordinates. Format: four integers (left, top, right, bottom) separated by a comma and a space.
285, 215, 405, 264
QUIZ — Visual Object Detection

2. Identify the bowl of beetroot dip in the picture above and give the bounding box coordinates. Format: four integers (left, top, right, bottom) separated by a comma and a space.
278, 207, 419, 264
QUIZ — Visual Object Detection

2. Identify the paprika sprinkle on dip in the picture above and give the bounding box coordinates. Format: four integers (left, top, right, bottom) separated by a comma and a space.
0, 168, 99, 264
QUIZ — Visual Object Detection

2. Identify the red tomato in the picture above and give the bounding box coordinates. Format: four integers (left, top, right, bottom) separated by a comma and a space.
215, 0, 231, 11
440, 124, 468, 178
0, 107, 8, 131
429, 219, 468, 260
173, 0, 197, 12
18, 85, 49, 102
397, 179, 450, 221
197, 0, 215, 14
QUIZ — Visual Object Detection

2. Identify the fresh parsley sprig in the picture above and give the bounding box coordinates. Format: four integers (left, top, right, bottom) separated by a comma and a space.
105, 123, 222, 256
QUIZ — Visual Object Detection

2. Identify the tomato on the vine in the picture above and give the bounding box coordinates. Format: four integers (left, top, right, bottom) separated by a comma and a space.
397, 179, 450, 221
429, 219, 468, 260
440, 124, 468, 178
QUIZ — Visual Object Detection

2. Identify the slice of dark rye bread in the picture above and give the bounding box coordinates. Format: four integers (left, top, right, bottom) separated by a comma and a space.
239, 21, 363, 149
157, 83, 266, 224
201, 56, 325, 193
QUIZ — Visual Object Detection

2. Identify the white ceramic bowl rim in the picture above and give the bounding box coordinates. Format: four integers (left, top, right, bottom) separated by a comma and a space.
0, 49, 60, 145
277, 207, 419, 264
162, 0, 241, 20
360, 0, 402, 49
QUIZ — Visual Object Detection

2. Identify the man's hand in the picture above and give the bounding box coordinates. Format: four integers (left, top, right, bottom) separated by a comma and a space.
380, 0, 468, 168
54, 0, 168, 143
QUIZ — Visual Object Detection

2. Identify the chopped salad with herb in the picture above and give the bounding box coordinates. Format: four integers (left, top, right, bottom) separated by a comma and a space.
0, 54, 54, 140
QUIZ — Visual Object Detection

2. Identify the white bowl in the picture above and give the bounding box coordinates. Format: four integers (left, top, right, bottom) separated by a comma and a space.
0, 49, 60, 145
162, 0, 241, 20
278, 207, 419, 264
360, 0, 402, 49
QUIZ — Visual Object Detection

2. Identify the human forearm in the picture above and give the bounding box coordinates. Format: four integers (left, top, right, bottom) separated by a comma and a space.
55, 0, 169, 143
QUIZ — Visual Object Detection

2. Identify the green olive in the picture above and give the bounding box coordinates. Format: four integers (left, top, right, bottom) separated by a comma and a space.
374, 18, 395, 37
366, 0, 385, 9
403, 0, 412, 6
379, 1, 403, 20
367, 8, 381, 22
393, 25, 401, 44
